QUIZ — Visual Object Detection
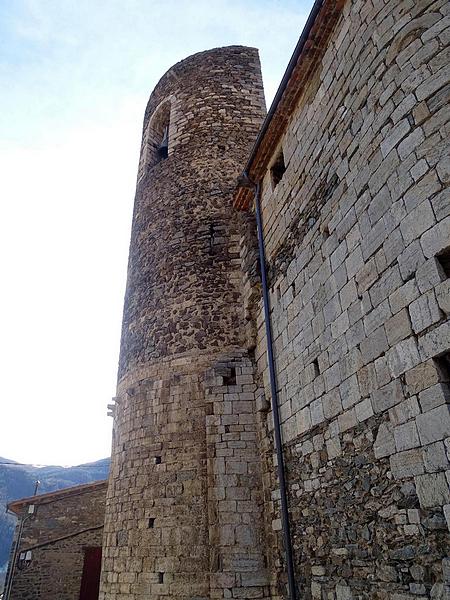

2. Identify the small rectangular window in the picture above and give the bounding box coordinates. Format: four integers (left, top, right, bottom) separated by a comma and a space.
434, 353, 450, 381
436, 247, 450, 278
270, 149, 286, 188
312, 359, 320, 377
223, 367, 236, 386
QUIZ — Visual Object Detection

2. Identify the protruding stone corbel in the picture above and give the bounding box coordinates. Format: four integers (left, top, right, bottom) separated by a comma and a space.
107, 397, 117, 418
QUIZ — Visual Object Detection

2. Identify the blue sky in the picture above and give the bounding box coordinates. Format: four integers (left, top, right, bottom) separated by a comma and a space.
0, 0, 313, 466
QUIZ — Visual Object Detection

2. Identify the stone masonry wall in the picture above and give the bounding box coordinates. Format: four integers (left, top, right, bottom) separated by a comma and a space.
244, 0, 450, 598
18, 484, 106, 549
100, 47, 272, 599
204, 352, 271, 599
9, 484, 106, 600
117, 46, 266, 381
9, 528, 103, 600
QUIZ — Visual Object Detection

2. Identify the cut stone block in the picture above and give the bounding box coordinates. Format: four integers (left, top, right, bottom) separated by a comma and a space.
394, 421, 420, 452
418, 383, 450, 412
416, 403, 450, 444
415, 472, 450, 508
390, 449, 425, 479
372, 379, 404, 414
374, 422, 396, 458
388, 337, 421, 378
423, 441, 449, 473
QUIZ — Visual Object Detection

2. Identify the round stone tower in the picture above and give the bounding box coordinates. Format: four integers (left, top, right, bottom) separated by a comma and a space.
100, 47, 271, 600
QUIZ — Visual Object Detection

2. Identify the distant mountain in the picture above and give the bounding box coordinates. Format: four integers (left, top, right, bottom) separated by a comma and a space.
0, 456, 110, 584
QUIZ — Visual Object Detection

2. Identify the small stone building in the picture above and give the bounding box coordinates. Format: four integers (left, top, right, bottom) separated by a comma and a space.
5, 480, 107, 600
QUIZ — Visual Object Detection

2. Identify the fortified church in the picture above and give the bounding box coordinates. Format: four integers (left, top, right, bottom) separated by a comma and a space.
6, 0, 450, 598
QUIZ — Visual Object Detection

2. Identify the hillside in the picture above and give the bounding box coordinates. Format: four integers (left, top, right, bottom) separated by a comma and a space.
0, 456, 110, 582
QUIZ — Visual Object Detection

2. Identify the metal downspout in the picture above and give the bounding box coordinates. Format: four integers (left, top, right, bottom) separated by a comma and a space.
253, 180, 297, 600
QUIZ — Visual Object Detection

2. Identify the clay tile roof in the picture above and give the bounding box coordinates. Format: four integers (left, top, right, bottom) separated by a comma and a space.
7, 480, 108, 515
234, 0, 346, 210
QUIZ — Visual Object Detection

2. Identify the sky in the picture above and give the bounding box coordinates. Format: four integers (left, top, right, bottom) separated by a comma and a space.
0, 0, 313, 466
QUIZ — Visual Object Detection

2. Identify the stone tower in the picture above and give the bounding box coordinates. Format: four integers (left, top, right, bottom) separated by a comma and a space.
99, 47, 271, 599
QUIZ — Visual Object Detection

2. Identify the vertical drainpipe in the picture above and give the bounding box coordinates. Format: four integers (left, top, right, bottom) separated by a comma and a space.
248, 176, 297, 600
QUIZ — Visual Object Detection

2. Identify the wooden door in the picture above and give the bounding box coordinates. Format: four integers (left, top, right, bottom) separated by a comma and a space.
79, 546, 102, 600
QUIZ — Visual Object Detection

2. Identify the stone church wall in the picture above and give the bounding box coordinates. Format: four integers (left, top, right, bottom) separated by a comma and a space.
244, 0, 450, 597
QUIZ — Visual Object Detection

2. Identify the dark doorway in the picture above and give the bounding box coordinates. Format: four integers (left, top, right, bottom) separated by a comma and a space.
79, 546, 102, 600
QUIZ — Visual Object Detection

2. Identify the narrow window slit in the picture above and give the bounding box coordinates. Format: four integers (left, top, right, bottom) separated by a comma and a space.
223, 367, 236, 386
154, 456, 162, 465
436, 247, 450, 278
148, 518, 155, 528
271, 149, 286, 188
158, 572, 164, 584
157, 125, 169, 161
434, 352, 450, 382
312, 359, 320, 377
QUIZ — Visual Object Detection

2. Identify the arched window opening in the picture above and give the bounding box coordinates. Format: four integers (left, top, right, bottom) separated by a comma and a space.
138, 100, 171, 181
147, 101, 171, 168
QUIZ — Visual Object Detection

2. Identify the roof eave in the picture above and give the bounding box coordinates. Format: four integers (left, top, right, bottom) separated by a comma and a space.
7, 480, 109, 515
234, 0, 346, 210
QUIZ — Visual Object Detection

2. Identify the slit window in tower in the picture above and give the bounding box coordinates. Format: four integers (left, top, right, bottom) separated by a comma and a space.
270, 149, 286, 188
434, 352, 450, 381
312, 358, 320, 377
157, 125, 169, 161
436, 247, 450, 278
223, 367, 236, 386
